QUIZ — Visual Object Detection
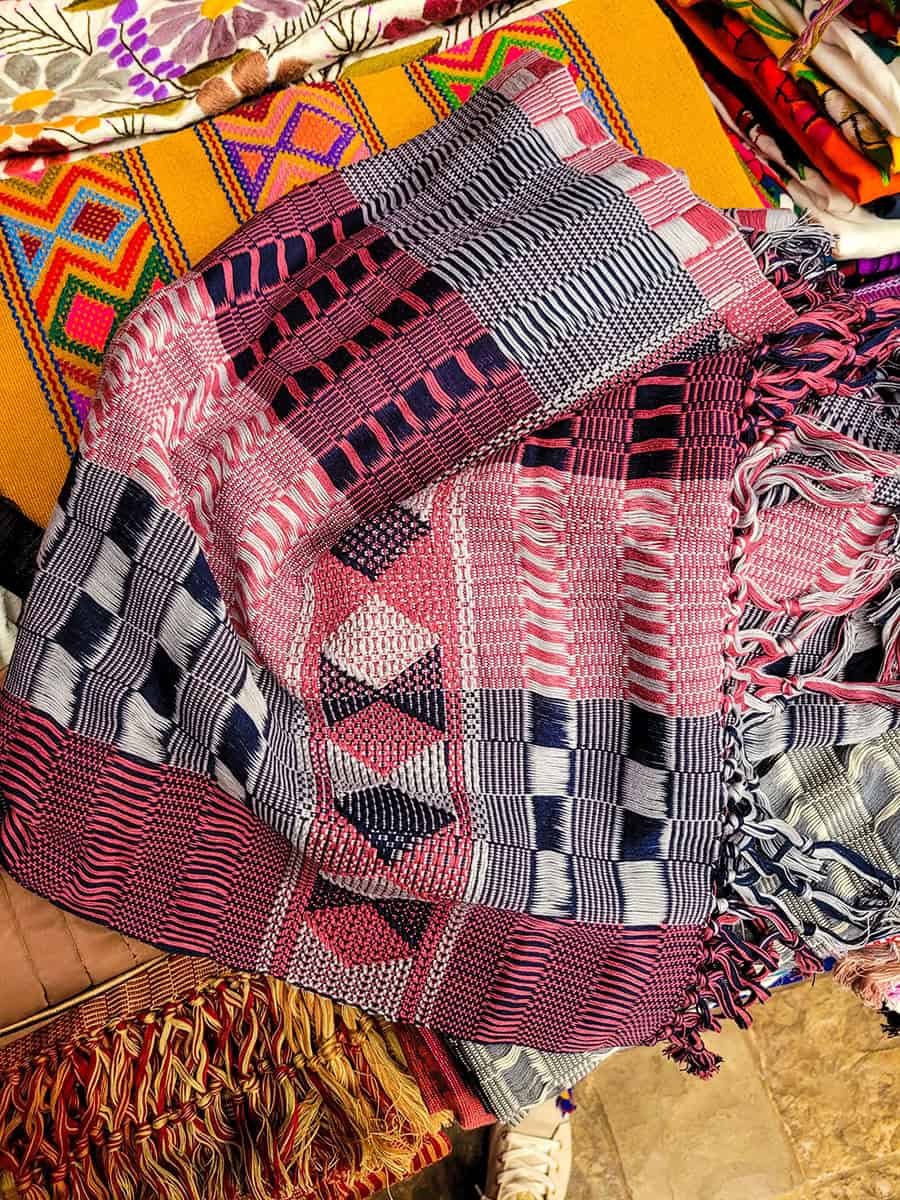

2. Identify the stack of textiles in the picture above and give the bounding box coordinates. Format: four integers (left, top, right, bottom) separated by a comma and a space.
0, 7, 900, 1195
664, 0, 900, 277
4, 19, 900, 1140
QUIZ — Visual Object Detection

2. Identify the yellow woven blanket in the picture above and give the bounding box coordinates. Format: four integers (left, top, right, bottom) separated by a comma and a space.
0, 0, 754, 528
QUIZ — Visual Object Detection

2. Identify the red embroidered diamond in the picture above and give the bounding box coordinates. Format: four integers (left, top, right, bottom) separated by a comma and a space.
72, 200, 121, 243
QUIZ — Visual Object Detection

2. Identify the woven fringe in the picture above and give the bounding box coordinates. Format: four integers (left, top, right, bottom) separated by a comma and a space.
778, 0, 854, 69
662, 294, 900, 1076
0, 973, 447, 1200
730, 211, 838, 312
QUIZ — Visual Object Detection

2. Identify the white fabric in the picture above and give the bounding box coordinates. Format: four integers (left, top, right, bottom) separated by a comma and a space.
753, 0, 900, 137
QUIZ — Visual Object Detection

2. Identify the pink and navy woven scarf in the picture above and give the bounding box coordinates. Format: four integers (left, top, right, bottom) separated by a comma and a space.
2, 55, 900, 1079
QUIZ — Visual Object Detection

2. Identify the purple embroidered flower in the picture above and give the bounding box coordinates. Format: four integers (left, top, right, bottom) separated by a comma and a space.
98, 0, 185, 102
149, 0, 307, 68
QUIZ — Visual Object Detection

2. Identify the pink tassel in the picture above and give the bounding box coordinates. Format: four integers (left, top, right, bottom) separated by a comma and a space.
778, 0, 855, 69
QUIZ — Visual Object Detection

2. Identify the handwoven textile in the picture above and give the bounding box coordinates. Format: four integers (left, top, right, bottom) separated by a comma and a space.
1, 31, 900, 1111
0, 0, 759, 1120
0, 498, 42, 674
0, 0, 562, 172
0, 0, 756, 531
6, 44, 900, 1097
0, 954, 451, 1200
755, 733, 900, 956
0, 50, 802, 1052
0, 494, 160, 1036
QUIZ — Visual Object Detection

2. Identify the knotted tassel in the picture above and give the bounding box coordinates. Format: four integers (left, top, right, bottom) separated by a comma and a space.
662, 290, 900, 1079
0, 969, 449, 1200
659, 908, 813, 1079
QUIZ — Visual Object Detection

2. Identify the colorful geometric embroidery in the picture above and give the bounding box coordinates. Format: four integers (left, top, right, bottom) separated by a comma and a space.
409, 17, 567, 111
212, 85, 367, 211
0, 158, 172, 428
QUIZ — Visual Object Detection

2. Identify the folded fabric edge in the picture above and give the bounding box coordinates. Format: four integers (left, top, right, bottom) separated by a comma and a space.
0, 954, 165, 1046
0, 958, 451, 1200
660, 289, 900, 1077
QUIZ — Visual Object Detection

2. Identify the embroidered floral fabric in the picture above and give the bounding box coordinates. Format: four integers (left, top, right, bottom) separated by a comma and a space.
0, 0, 557, 172
669, 6, 900, 269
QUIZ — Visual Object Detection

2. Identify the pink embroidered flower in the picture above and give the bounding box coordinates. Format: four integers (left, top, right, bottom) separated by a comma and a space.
384, 0, 490, 41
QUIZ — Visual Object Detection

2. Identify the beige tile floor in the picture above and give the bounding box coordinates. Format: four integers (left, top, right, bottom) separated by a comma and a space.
383, 978, 900, 1200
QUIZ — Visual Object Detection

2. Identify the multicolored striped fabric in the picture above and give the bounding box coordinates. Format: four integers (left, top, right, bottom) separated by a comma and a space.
1, 53, 900, 1088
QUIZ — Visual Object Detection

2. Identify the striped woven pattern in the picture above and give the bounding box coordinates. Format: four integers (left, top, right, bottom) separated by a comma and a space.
2, 53, 900, 1081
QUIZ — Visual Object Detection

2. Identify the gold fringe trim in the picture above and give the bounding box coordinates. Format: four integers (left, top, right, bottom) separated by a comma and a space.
0, 972, 448, 1200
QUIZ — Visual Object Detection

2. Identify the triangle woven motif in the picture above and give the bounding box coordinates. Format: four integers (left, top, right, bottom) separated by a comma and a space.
319, 653, 379, 727
381, 645, 446, 732
305, 874, 434, 960
335, 784, 454, 863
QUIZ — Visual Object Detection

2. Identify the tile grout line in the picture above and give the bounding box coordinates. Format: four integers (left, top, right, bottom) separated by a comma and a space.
785, 1148, 900, 1193
595, 1089, 637, 1200
746, 1024, 808, 1188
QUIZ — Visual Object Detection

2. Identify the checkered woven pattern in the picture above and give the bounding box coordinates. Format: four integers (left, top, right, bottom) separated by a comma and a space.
2, 53, 899, 1079
757, 733, 900, 956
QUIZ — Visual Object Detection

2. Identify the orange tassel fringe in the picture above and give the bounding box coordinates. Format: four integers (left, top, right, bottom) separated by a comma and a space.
0, 964, 448, 1200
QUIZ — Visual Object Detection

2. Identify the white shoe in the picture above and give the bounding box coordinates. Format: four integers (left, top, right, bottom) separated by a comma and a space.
481, 1097, 572, 1200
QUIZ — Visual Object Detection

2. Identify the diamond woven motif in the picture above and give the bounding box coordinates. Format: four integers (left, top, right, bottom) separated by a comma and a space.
327, 700, 445, 776
0, 157, 173, 422
63, 292, 116, 353
214, 86, 365, 209
335, 785, 454, 864
320, 590, 447, 772
47, 256, 168, 367
323, 597, 438, 691
70, 199, 124, 244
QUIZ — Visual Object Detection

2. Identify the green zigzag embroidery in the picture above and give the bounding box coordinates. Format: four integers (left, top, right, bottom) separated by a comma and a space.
422, 35, 568, 110
47, 243, 173, 368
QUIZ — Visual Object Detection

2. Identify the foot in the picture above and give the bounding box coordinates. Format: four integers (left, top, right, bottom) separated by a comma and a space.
481, 1097, 572, 1200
